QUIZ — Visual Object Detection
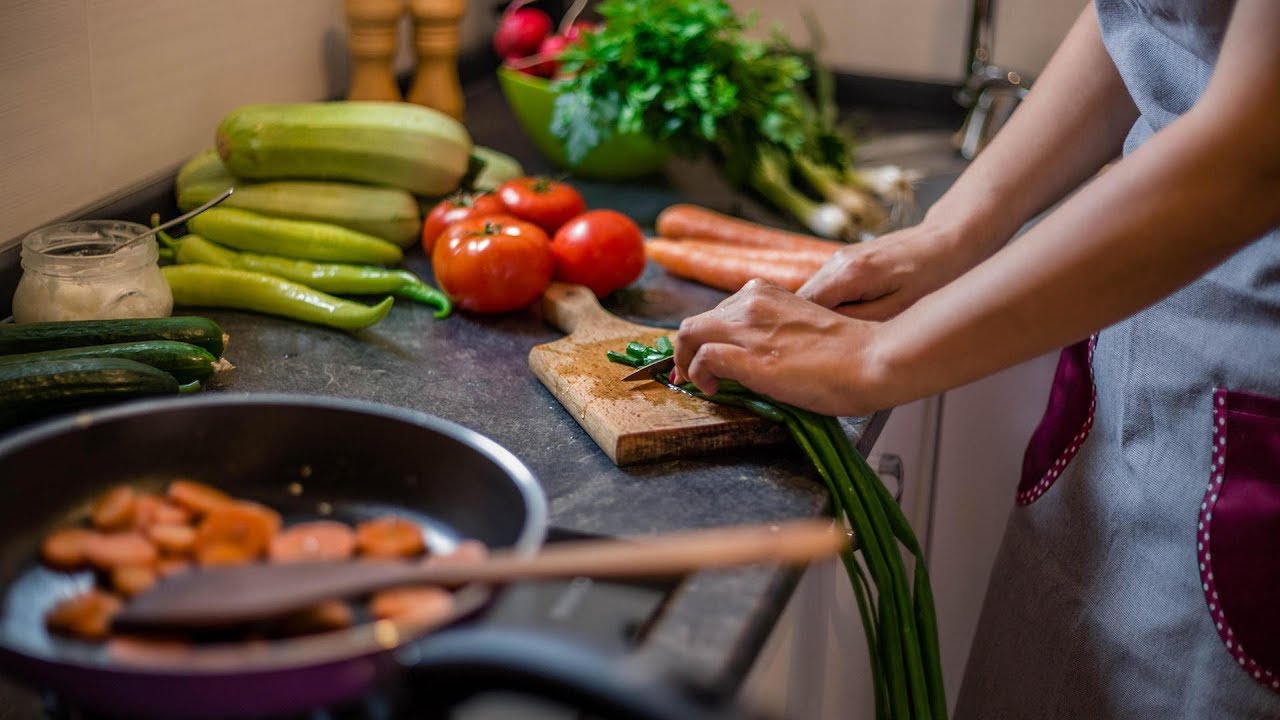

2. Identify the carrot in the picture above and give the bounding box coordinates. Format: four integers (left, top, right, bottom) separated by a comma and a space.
194, 502, 281, 566
166, 479, 234, 517
134, 493, 193, 530
645, 238, 823, 293
269, 520, 357, 563
355, 517, 426, 559
275, 601, 355, 636
45, 589, 122, 641
147, 523, 197, 556
91, 485, 138, 531
41, 527, 101, 570
84, 532, 158, 571
369, 586, 455, 626
656, 204, 846, 255
110, 564, 158, 598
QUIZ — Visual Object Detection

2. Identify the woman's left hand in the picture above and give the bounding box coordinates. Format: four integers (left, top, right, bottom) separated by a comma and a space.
672, 279, 892, 417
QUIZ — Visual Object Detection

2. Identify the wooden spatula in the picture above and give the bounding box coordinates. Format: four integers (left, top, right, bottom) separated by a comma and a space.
113, 519, 846, 633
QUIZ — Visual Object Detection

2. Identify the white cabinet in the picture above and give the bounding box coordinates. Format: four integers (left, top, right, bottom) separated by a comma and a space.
742, 351, 1058, 719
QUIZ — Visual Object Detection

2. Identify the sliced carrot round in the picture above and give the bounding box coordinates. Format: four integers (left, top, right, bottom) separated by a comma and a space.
41, 527, 101, 571
110, 565, 158, 598
45, 589, 122, 641
355, 517, 426, 559
146, 523, 196, 556
166, 479, 234, 517
84, 533, 158, 571
369, 586, 455, 627
133, 494, 193, 530
91, 485, 138, 531
194, 502, 282, 566
269, 520, 357, 563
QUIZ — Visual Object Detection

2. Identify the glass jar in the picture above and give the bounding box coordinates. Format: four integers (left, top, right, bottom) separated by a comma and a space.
11, 220, 173, 323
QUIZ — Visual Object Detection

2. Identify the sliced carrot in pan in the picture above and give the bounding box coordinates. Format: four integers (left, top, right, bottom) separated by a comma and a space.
355, 516, 426, 559
84, 533, 158, 571
166, 479, 234, 517
194, 502, 282, 566
45, 589, 122, 641
91, 485, 139, 532
134, 493, 193, 530
369, 586, 455, 626
269, 520, 357, 563
147, 523, 197, 557
41, 527, 101, 571
110, 564, 158, 598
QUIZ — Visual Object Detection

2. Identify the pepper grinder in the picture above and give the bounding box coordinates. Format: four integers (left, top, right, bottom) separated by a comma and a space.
344, 0, 406, 102
406, 0, 466, 120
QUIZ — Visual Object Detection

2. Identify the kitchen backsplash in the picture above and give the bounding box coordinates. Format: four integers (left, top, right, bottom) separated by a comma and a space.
0, 0, 1079, 249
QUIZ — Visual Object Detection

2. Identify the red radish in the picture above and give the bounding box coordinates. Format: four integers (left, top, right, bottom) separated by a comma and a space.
528, 34, 571, 78
563, 21, 598, 43
494, 7, 552, 60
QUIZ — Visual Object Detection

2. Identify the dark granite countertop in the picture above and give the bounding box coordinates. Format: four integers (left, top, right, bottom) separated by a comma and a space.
0, 72, 967, 702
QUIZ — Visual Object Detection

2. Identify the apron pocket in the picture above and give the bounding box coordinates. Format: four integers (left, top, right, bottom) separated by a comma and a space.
1017, 335, 1097, 505
1199, 388, 1280, 692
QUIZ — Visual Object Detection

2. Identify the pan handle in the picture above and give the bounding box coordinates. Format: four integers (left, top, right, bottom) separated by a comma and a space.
400, 627, 746, 720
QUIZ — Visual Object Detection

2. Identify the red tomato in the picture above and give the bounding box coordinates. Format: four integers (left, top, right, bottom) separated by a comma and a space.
421, 193, 507, 254
432, 216, 554, 314
495, 177, 586, 235
550, 210, 646, 298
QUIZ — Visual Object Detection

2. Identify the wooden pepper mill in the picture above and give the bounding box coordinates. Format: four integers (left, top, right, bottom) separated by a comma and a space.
407, 0, 467, 120
344, 0, 406, 102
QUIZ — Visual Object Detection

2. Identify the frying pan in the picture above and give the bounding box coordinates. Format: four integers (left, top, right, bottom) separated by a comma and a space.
0, 393, 556, 718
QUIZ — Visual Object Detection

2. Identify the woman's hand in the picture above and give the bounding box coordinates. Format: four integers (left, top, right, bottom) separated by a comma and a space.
797, 221, 981, 320
672, 279, 893, 417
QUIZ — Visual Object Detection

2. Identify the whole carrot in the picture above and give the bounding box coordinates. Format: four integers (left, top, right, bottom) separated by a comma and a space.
655, 204, 846, 255
645, 238, 823, 293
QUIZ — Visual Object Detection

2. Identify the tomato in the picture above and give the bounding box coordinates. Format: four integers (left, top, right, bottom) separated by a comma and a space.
550, 210, 646, 298
421, 193, 507, 254
432, 216, 554, 314
495, 177, 586, 235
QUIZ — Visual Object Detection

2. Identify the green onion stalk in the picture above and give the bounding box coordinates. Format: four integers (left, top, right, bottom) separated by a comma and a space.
749, 146, 858, 242
608, 340, 947, 720
791, 154, 890, 237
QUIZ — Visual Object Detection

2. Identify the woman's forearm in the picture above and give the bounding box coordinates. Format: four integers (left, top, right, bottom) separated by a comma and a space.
925, 4, 1138, 267
874, 0, 1280, 404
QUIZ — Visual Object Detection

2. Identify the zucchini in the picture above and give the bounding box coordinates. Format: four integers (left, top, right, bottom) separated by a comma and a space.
188, 207, 403, 265
0, 341, 218, 384
216, 101, 473, 196
176, 150, 422, 248
0, 358, 180, 429
0, 317, 225, 358
468, 146, 524, 192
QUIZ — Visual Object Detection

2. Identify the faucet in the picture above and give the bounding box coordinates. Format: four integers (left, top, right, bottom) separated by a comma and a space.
953, 0, 1032, 159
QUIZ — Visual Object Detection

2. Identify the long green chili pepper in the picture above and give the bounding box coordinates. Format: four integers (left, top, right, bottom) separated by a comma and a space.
162, 264, 393, 331
159, 231, 451, 319
608, 338, 947, 719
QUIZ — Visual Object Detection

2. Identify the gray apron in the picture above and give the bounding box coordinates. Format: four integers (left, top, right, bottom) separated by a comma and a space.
954, 1, 1280, 717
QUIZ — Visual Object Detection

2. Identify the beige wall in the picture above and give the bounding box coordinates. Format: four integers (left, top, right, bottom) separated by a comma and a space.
1, 0, 1083, 249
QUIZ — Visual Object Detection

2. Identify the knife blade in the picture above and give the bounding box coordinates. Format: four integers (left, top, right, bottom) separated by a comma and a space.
621, 356, 676, 382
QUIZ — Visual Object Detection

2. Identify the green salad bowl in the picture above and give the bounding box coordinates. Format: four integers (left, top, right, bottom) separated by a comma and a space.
496, 67, 669, 181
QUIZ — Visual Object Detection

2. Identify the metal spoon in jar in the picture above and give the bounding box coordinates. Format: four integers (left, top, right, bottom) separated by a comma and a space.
119, 186, 234, 250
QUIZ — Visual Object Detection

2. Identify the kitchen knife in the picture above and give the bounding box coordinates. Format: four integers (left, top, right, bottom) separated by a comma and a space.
621, 356, 676, 382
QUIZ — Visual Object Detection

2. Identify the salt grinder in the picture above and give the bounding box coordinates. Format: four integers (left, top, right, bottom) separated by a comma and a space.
344, 0, 406, 102
407, 0, 467, 120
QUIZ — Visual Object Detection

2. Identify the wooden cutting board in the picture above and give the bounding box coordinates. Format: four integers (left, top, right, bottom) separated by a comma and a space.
529, 283, 787, 465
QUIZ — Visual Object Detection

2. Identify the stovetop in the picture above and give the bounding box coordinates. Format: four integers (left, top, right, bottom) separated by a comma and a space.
0, 531, 674, 720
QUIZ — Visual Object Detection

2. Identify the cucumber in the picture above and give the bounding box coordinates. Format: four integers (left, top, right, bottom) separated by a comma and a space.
176, 149, 422, 248
188, 207, 403, 265
0, 341, 218, 384
0, 317, 225, 358
216, 101, 473, 196
0, 358, 180, 429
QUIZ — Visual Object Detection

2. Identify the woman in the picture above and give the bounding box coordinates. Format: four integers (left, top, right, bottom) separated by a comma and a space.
672, 1, 1279, 717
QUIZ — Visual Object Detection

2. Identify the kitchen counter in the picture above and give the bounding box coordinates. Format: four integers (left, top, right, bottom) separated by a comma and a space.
0, 72, 967, 710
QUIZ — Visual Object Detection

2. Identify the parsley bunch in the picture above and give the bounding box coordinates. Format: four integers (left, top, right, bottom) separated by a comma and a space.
549, 0, 849, 186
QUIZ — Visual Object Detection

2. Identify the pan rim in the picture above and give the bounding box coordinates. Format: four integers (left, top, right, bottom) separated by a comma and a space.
0, 392, 549, 676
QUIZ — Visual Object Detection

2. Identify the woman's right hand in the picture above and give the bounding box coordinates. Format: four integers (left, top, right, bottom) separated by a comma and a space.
797, 221, 982, 321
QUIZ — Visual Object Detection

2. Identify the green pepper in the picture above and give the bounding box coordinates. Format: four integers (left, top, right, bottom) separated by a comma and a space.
162, 264, 393, 331
165, 233, 450, 319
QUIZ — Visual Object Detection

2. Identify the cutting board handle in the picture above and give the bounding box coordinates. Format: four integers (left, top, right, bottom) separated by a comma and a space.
541, 282, 631, 335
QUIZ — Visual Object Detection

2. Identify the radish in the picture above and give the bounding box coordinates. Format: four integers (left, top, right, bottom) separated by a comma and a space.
494, 6, 552, 60
563, 21, 598, 43
527, 34, 572, 77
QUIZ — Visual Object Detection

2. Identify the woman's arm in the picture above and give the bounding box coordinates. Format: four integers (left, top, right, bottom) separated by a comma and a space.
674, 0, 1280, 416
796, 4, 1138, 318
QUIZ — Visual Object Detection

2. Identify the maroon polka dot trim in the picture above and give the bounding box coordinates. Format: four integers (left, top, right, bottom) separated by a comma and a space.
1017, 335, 1097, 506
1200, 388, 1279, 692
